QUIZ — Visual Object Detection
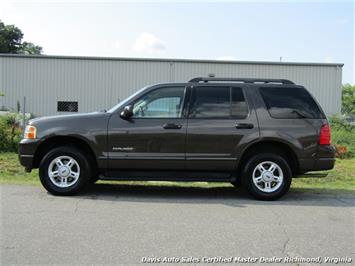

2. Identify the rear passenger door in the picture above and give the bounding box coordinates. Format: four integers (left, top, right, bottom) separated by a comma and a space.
185, 85, 259, 171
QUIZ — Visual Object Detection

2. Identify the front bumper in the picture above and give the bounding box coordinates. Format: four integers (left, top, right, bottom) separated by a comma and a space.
18, 154, 34, 172
18, 138, 41, 171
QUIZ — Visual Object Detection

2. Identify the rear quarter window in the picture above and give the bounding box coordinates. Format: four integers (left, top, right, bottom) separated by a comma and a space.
259, 87, 325, 119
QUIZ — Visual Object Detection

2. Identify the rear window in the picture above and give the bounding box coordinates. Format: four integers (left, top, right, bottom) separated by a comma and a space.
259, 87, 324, 119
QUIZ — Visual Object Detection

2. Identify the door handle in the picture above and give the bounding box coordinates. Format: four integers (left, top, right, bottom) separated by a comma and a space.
235, 123, 254, 129
163, 123, 182, 129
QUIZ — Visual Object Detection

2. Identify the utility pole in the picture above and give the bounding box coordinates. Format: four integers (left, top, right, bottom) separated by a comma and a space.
22, 96, 26, 133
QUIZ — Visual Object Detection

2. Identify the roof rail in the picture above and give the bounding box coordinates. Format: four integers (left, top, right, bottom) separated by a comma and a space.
188, 77, 294, 85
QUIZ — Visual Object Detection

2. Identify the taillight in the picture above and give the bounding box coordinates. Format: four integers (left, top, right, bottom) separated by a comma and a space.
319, 124, 331, 145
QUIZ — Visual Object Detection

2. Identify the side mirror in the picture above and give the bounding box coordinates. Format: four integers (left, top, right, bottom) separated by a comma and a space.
120, 105, 133, 120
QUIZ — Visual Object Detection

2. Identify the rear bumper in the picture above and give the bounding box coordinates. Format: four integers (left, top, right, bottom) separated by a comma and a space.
18, 138, 41, 171
299, 145, 336, 173
314, 145, 336, 170
314, 157, 336, 170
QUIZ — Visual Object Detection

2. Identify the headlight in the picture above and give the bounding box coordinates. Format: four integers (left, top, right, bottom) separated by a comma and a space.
24, 125, 37, 139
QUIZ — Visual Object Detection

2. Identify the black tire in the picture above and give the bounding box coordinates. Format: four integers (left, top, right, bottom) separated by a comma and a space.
39, 146, 90, 196
231, 179, 242, 188
89, 175, 100, 184
242, 153, 292, 200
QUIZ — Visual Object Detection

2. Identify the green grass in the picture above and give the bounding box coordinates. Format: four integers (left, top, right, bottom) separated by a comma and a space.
0, 152, 354, 194
0, 152, 39, 185
292, 158, 355, 193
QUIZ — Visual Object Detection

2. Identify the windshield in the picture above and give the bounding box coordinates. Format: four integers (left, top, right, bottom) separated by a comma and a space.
107, 86, 148, 113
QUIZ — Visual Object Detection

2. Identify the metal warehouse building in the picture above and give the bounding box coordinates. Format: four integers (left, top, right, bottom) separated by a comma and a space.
0, 54, 343, 117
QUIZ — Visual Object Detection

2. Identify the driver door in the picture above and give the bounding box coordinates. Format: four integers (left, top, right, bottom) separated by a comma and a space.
107, 85, 187, 170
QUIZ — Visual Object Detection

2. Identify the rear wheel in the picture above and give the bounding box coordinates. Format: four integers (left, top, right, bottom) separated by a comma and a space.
39, 146, 90, 195
242, 153, 292, 200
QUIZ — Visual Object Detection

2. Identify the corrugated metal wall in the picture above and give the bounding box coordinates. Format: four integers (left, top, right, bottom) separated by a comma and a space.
0, 55, 342, 116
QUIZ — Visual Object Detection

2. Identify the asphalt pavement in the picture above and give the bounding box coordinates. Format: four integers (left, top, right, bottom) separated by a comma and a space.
1, 184, 354, 265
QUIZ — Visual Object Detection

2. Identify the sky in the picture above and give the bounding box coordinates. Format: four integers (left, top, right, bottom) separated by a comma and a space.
0, 0, 354, 83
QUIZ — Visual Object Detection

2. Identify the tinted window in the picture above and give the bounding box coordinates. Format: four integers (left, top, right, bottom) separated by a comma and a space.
133, 87, 185, 118
189, 87, 248, 119
189, 87, 229, 118
231, 88, 249, 119
259, 87, 324, 119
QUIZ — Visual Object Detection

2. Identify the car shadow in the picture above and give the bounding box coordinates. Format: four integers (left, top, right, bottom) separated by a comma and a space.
74, 183, 355, 208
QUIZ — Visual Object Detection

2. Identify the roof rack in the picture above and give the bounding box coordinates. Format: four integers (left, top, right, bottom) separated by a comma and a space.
188, 77, 294, 85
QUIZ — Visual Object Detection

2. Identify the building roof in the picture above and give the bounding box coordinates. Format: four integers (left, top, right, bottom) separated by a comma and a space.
0, 53, 344, 67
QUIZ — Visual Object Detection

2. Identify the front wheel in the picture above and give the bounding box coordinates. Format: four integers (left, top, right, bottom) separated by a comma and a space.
39, 146, 90, 195
242, 153, 292, 200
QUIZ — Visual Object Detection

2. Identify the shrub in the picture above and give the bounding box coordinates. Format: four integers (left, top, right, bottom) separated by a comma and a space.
0, 113, 23, 152
334, 144, 350, 159
330, 116, 355, 158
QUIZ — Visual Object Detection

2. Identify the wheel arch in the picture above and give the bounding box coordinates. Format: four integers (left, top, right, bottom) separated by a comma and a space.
33, 136, 98, 173
237, 140, 299, 176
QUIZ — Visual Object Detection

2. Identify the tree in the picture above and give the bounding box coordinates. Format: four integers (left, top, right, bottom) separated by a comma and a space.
341, 84, 355, 116
19, 42, 43, 55
0, 20, 42, 54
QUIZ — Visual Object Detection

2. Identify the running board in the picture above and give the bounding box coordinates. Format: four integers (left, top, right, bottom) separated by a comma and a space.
100, 170, 233, 182
296, 173, 328, 178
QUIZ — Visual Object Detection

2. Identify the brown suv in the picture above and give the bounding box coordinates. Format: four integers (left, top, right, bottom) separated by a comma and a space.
18, 77, 335, 200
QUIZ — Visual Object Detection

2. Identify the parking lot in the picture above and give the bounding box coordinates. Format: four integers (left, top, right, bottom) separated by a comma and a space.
1, 184, 354, 265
